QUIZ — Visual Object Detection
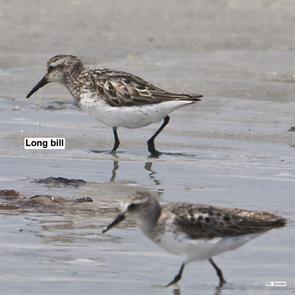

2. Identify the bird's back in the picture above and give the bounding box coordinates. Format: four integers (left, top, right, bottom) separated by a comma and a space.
161, 203, 286, 240
90, 68, 203, 107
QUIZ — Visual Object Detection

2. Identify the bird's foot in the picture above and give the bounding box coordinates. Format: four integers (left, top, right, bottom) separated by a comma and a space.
165, 276, 181, 288
218, 278, 226, 288
149, 150, 162, 158
147, 143, 161, 158
110, 149, 120, 158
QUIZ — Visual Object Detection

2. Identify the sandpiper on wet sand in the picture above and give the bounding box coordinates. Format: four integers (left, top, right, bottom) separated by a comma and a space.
26, 55, 202, 156
103, 192, 286, 287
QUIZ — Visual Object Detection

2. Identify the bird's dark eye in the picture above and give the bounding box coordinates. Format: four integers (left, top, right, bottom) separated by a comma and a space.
48, 66, 54, 71
128, 203, 138, 210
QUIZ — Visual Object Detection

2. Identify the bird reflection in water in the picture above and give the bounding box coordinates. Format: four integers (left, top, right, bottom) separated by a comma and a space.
171, 284, 224, 295
110, 160, 119, 182
172, 287, 181, 295
109, 160, 164, 196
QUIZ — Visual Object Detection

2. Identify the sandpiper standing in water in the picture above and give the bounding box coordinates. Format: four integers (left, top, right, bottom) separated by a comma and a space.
103, 192, 286, 287
26, 55, 202, 156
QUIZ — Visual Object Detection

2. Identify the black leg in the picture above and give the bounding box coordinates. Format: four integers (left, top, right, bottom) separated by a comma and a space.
209, 258, 226, 287
111, 127, 120, 154
147, 116, 170, 156
166, 263, 185, 287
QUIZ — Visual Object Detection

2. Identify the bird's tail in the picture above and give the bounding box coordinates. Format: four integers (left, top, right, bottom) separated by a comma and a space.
247, 212, 287, 232
190, 94, 203, 101
166, 93, 203, 102
269, 216, 287, 228
179, 94, 203, 102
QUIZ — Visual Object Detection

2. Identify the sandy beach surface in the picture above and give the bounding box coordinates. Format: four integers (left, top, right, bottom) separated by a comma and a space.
0, 1, 294, 294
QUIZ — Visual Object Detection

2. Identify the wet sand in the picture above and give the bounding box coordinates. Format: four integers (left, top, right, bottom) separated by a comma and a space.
0, 1, 294, 294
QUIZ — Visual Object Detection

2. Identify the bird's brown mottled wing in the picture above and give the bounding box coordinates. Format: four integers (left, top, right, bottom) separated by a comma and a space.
166, 204, 286, 239
91, 69, 202, 107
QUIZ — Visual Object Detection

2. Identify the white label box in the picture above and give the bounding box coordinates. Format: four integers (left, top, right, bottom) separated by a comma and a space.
24, 138, 65, 150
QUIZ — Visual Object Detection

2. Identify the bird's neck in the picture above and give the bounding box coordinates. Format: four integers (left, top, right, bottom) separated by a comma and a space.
63, 64, 88, 102
137, 204, 162, 237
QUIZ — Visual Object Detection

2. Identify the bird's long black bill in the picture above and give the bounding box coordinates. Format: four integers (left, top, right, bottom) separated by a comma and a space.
26, 76, 48, 98
102, 213, 125, 233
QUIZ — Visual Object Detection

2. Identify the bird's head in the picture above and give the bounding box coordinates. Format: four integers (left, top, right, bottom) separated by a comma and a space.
102, 192, 161, 233
26, 55, 83, 98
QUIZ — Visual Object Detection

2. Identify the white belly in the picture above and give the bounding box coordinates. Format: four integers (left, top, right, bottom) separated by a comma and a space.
80, 97, 194, 128
155, 231, 261, 262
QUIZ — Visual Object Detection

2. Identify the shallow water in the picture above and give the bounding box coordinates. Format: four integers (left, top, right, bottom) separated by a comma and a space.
1, 1, 295, 294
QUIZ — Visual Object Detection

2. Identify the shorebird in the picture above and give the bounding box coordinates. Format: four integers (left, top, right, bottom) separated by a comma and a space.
26, 55, 202, 156
102, 192, 286, 287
